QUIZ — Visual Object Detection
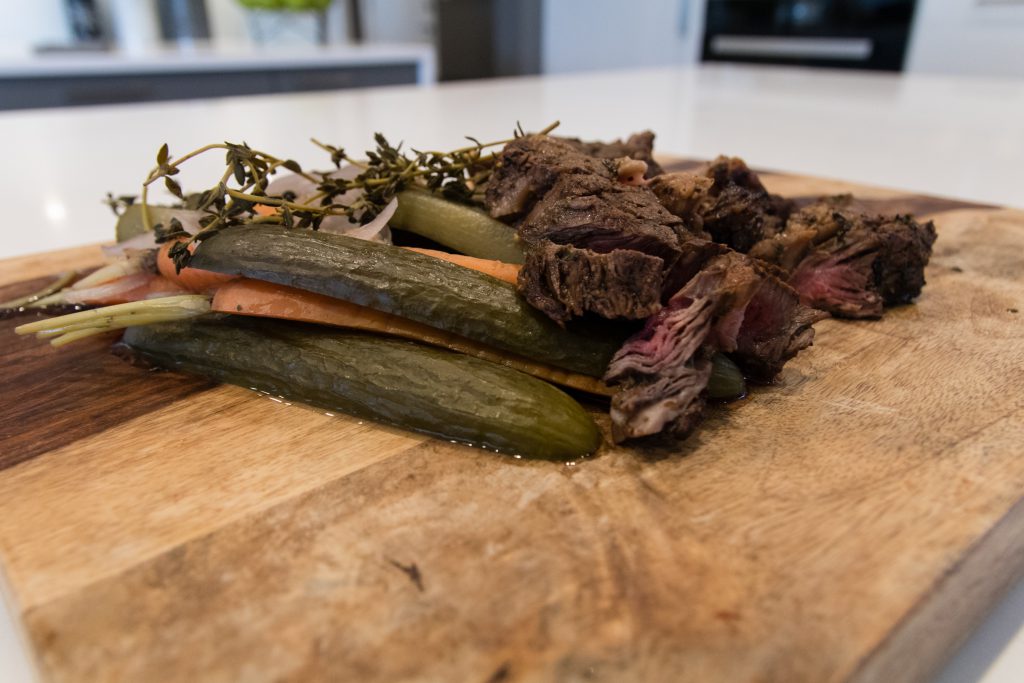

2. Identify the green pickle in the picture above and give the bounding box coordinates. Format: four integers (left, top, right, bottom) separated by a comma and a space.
389, 189, 525, 264
124, 318, 602, 460
188, 224, 624, 377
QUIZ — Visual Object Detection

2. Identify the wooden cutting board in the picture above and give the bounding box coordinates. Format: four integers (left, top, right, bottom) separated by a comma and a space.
1, 162, 1022, 683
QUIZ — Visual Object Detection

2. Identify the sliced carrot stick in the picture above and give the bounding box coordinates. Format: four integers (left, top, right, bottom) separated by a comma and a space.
401, 247, 521, 284
212, 279, 611, 396
157, 241, 237, 294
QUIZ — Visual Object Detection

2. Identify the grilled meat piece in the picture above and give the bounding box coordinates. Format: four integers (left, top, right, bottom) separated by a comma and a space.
648, 172, 714, 237
518, 173, 686, 255
515, 171, 693, 321
732, 272, 825, 381
559, 130, 664, 177
650, 156, 794, 252
651, 159, 937, 319
517, 243, 665, 323
484, 135, 616, 220
605, 252, 821, 442
785, 200, 938, 318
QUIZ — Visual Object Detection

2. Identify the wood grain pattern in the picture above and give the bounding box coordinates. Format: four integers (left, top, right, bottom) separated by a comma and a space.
1, 169, 1022, 683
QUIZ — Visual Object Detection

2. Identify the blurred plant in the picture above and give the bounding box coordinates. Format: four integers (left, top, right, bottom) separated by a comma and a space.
237, 0, 332, 11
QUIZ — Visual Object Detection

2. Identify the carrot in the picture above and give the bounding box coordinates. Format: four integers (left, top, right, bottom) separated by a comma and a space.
212, 279, 611, 396
401, 247, 520, 284
157, 240, 237, 294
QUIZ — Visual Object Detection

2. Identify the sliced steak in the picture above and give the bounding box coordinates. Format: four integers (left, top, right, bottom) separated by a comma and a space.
518, 173, 686, 256
559, 130, 664, 177
733, 274, 825, 381
515, 173, 699, 322
652, 158, 937, 319
517, 243, 665, 323
648, 172, 714, 237
783, 199, 937, 318
650, 156, 794, 253
484, 135, 615, 219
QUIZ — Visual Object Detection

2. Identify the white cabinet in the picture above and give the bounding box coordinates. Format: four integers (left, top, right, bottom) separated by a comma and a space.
541, 0, 705, 74
906, 0, 1024, 78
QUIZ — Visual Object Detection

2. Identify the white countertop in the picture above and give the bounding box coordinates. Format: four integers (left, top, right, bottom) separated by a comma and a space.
0, 43, 436, 80
1, 63, 1021, 261
1, 63, 1023, 681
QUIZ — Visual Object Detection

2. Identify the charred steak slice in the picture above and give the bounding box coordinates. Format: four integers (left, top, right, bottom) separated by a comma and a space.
518, 173, 686, 256
649, 156, 794, 253
648, 172, 715, 238
732, 273, 825, 381
483, 135, 615, 220
517, 243, 665, 323
515, 173, 695, 321
651, 159, 937, 319
559, 130, 664, 177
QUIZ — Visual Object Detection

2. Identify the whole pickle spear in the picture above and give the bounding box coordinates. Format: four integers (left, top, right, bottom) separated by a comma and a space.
187, 225, 624, 378
122, 317, 602, 460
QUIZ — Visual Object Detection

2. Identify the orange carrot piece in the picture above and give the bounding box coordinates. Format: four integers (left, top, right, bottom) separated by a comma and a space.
157, 241, 237, 294
402, 247, 520, 285
212, 279, 611, 396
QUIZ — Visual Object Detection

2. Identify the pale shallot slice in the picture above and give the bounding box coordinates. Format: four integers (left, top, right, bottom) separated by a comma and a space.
264, 166, 393, 244
319, 197, 397, 243
100, 231, 159, 259
61, 273, 187, 306
73, 250, 154, 290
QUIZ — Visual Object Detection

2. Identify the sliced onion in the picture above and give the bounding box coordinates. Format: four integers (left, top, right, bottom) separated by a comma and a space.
62, 272, 155, 304
319, 197, 397, 244
102, 231, 159, 259
77, 249, 153, 289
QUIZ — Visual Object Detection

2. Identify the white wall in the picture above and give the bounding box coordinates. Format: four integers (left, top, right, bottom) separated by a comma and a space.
361, 0, 434, 44
542, 0, 704, 74
206, 0, 251, 46
906, 0, 1024, 78
0, 0, 69, 56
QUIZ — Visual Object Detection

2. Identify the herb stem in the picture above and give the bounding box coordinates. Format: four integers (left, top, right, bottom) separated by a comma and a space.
224, 188, 342, 215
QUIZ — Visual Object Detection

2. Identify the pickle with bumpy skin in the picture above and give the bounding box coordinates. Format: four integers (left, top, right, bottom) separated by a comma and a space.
122, 317, 602, 460
188, 224, 624, 377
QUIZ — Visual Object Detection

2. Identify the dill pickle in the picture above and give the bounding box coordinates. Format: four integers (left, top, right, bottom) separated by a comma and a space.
707, 353, 746, 400
123, 318, 602, 460
188, 224, 624, 377
389, 189, 525, 264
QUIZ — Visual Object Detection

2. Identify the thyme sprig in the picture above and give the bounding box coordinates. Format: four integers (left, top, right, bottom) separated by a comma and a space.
140, 121, 559, 271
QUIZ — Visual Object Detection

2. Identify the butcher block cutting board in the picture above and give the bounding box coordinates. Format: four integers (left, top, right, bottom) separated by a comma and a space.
1, 162, 1023, 683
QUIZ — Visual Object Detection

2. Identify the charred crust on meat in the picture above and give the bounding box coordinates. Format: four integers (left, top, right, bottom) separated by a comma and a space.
480, 135, 935, 444
649, 160, 937, 320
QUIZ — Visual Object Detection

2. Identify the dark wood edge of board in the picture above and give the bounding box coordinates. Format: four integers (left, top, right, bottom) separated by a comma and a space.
850, 487, 1024, 683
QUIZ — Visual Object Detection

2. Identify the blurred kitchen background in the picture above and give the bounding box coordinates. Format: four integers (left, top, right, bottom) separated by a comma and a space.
0, 0, 1021, 110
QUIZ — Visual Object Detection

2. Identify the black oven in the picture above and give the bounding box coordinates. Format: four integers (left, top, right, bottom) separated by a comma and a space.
702, 0, 919, 71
